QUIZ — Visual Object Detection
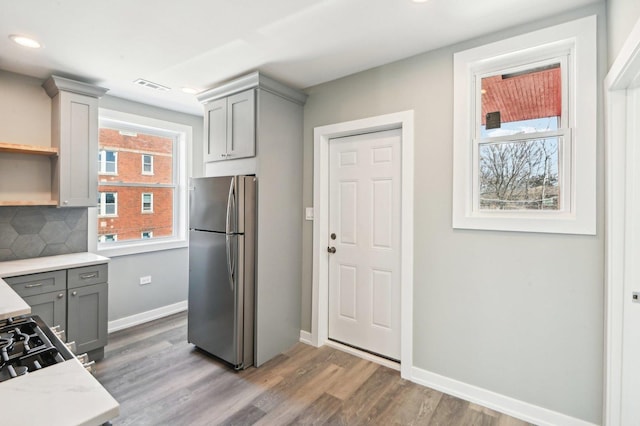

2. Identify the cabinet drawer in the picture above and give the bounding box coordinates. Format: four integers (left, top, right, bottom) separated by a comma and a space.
68, 264, 108, 289
5, 270, 67, 298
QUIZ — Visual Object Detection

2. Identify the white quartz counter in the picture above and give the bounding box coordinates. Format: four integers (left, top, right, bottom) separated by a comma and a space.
0, 252, 110, 278
0, 358, 119, 426
0, 281, 30, 320
0, 252, 119, 425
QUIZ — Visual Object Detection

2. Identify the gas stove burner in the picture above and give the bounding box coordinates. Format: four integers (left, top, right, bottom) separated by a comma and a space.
0, 337, 13, 351
0, 315, 73, 383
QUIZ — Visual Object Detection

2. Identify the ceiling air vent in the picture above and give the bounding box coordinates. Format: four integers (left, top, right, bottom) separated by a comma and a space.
133, 78, 171, 91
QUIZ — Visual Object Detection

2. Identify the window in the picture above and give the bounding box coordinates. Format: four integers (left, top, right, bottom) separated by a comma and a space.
97, 192, 117, 216
94, 109, 192, 256
98, 234, 117, 243
452, 16, 596, 234
142, 154, 153, 175
477, 59, 566, 211
141, 193, 153, 213
98, 150, 118, 174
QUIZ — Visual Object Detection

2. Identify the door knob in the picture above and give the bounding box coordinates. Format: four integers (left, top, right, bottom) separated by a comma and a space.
327, 246, 336, 254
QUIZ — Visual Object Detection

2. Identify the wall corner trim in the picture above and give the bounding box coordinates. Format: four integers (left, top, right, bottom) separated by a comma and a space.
410, 366, 598, 426
299, 330, 313, 345
107, 300, 188, 333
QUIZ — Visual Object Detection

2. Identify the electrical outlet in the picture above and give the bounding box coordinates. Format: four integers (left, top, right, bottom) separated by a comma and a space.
139, 276, 152, 285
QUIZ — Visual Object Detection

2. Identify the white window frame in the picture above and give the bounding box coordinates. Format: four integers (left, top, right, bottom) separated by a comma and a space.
452, 15, 596, 235
90, 109, 192, 257
97, 192, 118, 217
141, 192, 153, 213
142, 154, 154, 175
98, 149, 118, 175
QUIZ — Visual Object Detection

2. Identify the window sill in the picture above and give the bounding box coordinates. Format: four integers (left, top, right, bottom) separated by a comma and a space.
97, 237, 188, 258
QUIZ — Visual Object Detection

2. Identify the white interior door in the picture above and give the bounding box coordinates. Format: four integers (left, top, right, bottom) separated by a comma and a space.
327, 129, 401, 360
621, 87, 640, 424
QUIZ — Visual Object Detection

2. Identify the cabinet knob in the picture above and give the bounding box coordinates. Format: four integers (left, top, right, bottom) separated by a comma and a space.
71, 291, 77, 296
63, 200, 69, 205
57, 293, 64, 299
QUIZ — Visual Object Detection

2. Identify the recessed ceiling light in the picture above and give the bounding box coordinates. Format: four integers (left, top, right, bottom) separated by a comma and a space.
181, 87, 198, 95
412, 0, 429, 3
9, 35, 41, 49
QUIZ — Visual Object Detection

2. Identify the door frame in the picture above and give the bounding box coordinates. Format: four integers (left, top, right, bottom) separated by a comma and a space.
311, 111, 414, 379
604, 17, 640, 426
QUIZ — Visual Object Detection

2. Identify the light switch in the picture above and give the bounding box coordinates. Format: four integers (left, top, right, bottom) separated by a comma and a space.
305, 207, 314, 221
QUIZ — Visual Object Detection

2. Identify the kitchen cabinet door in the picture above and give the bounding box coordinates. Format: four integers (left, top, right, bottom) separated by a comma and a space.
44, 75, 107, 207
23, 291, 67, 332
204, 97, 227, 162
67, 282, 108, 355
203, 89, 255, 162
226, 89, 255, 160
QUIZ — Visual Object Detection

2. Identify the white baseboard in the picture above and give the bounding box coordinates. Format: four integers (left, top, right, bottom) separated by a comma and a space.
299, 330, 313, 345
410, 366, 598, 426
326, 339, 400, 371
108, 300, 188, 333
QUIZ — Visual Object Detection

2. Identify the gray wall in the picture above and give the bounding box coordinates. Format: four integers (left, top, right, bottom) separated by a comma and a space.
607, 0, 640, 66
301, 3, 605, 423
99, 95, 203, 322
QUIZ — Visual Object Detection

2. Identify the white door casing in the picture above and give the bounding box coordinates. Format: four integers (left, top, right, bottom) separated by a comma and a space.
604, 15, 640, 426
312, 110, 414, 379
328, 130, 401, 360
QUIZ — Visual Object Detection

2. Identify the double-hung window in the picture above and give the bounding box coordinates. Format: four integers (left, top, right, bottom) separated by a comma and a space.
98, 150, 117, 174
141, 193, 153, 213
97, 192, 117, 216
94, 109, 191, 255
142, 154, 153, 175
452, 16, 596, 234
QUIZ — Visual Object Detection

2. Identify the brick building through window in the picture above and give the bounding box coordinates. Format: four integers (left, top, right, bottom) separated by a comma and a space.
97, 128, 174, 242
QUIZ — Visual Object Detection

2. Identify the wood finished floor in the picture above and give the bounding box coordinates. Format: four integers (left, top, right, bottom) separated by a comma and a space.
95, 312, 533, 426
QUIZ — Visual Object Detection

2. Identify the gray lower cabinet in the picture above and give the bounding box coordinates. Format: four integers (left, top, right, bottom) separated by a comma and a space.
5, 263, 108, 360
22, 291, 67, 332
67, 282, 108, 355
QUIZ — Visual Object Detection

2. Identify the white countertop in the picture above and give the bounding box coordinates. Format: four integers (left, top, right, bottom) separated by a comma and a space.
0, 252, 119, 425
0, 358, 119, 426
0, 282, 30, 320
0, 252, 110, 278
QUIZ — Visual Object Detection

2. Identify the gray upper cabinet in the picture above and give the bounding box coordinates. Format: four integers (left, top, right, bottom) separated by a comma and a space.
43, 76, 108, 207
203, 88, 256, 162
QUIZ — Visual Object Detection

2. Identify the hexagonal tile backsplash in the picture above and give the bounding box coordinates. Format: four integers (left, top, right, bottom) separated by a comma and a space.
0, 207, 88, 261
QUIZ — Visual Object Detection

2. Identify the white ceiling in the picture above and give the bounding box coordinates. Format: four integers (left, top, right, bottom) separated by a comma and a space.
0, 0, 597, 116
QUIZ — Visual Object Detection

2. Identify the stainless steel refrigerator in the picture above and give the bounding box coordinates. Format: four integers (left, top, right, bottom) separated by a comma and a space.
188, 175, 256, 369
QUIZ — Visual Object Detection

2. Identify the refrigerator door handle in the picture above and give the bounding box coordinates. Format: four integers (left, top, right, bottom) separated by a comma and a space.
226, 235, 236, 292
226, 177, 236, 234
